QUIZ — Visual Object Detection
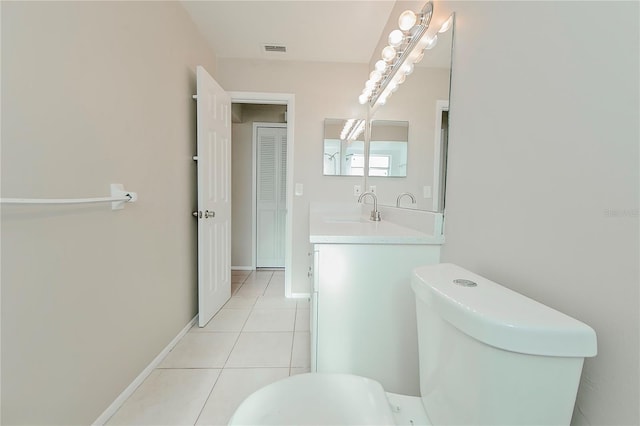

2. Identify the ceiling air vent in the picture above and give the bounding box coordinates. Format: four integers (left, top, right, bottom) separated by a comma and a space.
263, 44, 287, 53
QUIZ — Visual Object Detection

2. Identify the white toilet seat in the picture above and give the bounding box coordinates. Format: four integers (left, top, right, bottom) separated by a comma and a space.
229, 373, 400, 425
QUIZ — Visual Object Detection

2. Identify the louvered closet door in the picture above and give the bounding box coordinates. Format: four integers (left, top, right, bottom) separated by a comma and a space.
256, 126, 287, 268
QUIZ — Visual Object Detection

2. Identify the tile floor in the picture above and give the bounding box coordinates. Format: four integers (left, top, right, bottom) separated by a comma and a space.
106, 270, 310, 425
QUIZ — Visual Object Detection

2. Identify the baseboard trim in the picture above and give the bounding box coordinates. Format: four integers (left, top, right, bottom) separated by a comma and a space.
289, 292, 311, 299
231, 266, 254, 271
92, 315, 198, 425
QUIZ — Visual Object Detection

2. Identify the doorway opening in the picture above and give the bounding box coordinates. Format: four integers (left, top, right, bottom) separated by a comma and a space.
229, 92, 295, 297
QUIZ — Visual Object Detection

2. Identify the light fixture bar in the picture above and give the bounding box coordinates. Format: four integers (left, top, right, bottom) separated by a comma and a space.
360, 1, 435, 108
345, 119, 365, 142
371, 3, 432, 106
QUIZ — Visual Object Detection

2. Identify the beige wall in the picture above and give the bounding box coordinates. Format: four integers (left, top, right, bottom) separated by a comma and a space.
231, 104, 286, 268
439, 1, 639, 425
218, 59, 369, 294
1, 1, 216, 424
2, 1, 637, 425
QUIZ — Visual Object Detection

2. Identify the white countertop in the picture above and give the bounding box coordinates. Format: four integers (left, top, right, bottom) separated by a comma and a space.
309, 205, 444, 245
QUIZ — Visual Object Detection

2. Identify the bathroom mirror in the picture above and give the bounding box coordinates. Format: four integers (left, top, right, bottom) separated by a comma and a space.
368, 120, 409, 177
366, 17, 454, 212
323, 118, 366, 176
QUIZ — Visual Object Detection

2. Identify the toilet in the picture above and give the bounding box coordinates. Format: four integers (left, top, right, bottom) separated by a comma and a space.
230, 263, 597, 425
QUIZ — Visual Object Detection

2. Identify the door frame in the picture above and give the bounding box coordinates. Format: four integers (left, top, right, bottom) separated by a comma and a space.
432, 100, 449, 212
229, 91, 296, 297
253, 122, 287, 269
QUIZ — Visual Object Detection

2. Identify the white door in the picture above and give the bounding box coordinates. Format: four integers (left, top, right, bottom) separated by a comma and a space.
256, 125, 287, 268
195, 66, 231, 327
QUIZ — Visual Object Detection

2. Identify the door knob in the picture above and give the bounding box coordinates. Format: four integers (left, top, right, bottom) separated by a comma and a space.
205, 210, 215, 218
192, 211, 203, 218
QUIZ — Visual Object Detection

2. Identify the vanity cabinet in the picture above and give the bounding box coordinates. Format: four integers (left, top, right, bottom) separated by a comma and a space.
310, 242, 440, 396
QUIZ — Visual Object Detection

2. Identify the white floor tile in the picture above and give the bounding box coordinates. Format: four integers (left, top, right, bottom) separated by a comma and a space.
290, 367, 310, 376
223, 296, 257, 309
295, 309, 310, 331
193, 309, 250, 332
231, 276, 246, 284
243, 309, 296, 332
263, 280, 285, 297
254, 296, 297, 310
247, 271, 273, 282
159, 332, 239, 368
195, 368, 289, 426
234, 282, 268, 297
291, 331, 310, 368
107, 269, 314, 425
106, 369, 220, 425
226, 332, 293, 368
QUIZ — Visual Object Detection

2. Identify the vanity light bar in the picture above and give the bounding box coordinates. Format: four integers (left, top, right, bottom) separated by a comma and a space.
340, 119, 365, 142
359, 1, 437, 108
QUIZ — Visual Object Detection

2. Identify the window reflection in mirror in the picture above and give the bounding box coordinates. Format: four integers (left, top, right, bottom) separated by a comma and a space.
368, 120, 408, 177
323, 118, 365, 176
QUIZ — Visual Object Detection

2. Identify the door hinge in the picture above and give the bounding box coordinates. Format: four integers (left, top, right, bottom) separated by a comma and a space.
192, 94, 198, 100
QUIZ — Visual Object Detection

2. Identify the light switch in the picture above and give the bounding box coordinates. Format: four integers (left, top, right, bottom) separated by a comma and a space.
295, 183, 303, 196
423, 186, 432, 198
354, 185, 362, 196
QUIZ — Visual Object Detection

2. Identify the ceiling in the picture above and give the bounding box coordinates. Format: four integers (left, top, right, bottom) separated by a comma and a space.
180, 1, 397, 64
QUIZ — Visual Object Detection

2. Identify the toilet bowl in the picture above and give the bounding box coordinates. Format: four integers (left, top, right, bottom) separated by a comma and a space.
229, 372, 430, 425
230, 263, 597, 425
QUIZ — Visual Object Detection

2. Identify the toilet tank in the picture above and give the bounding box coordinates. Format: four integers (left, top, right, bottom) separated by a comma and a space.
411, 264, 597, 426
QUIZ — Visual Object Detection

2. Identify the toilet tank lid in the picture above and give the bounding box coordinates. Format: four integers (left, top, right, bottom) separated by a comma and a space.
411, 263, 597, 357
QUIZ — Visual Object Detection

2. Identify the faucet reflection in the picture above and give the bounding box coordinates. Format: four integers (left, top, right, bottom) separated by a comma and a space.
358, 192, 381, 221
396, 192, 416, 208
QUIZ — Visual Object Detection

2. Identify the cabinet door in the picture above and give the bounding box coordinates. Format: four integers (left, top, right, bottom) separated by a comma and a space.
310, 249, 320, 371
310, 291, 318, 371
314, 243, 440, 396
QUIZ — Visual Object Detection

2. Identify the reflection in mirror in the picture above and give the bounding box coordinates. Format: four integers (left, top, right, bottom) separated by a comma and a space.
369, 120, 408, 177
366, 14, 454, 212
323, 118, 366, 176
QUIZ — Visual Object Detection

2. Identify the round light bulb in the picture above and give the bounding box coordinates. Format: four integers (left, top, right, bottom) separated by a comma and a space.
381, 46, 396, 63
363, 86, 373, 96
411, 49, 425, 64
401, 62, 414, 76
388, 81, 398, 92
439, 15, 453, 33
375, 60, 387, 73
424, 34, 438, 50
395, 73, 406, 85
370, 70, 382, 83
398, 10, 417, 31
417, 34, 431, 50
388, 29, 404, 48
365, 79, 376, 90
358, 94, 368, 105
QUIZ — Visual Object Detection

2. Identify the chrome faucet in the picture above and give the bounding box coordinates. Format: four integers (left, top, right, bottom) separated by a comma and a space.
396, 192, 416, 207
358, 192, 381, 221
